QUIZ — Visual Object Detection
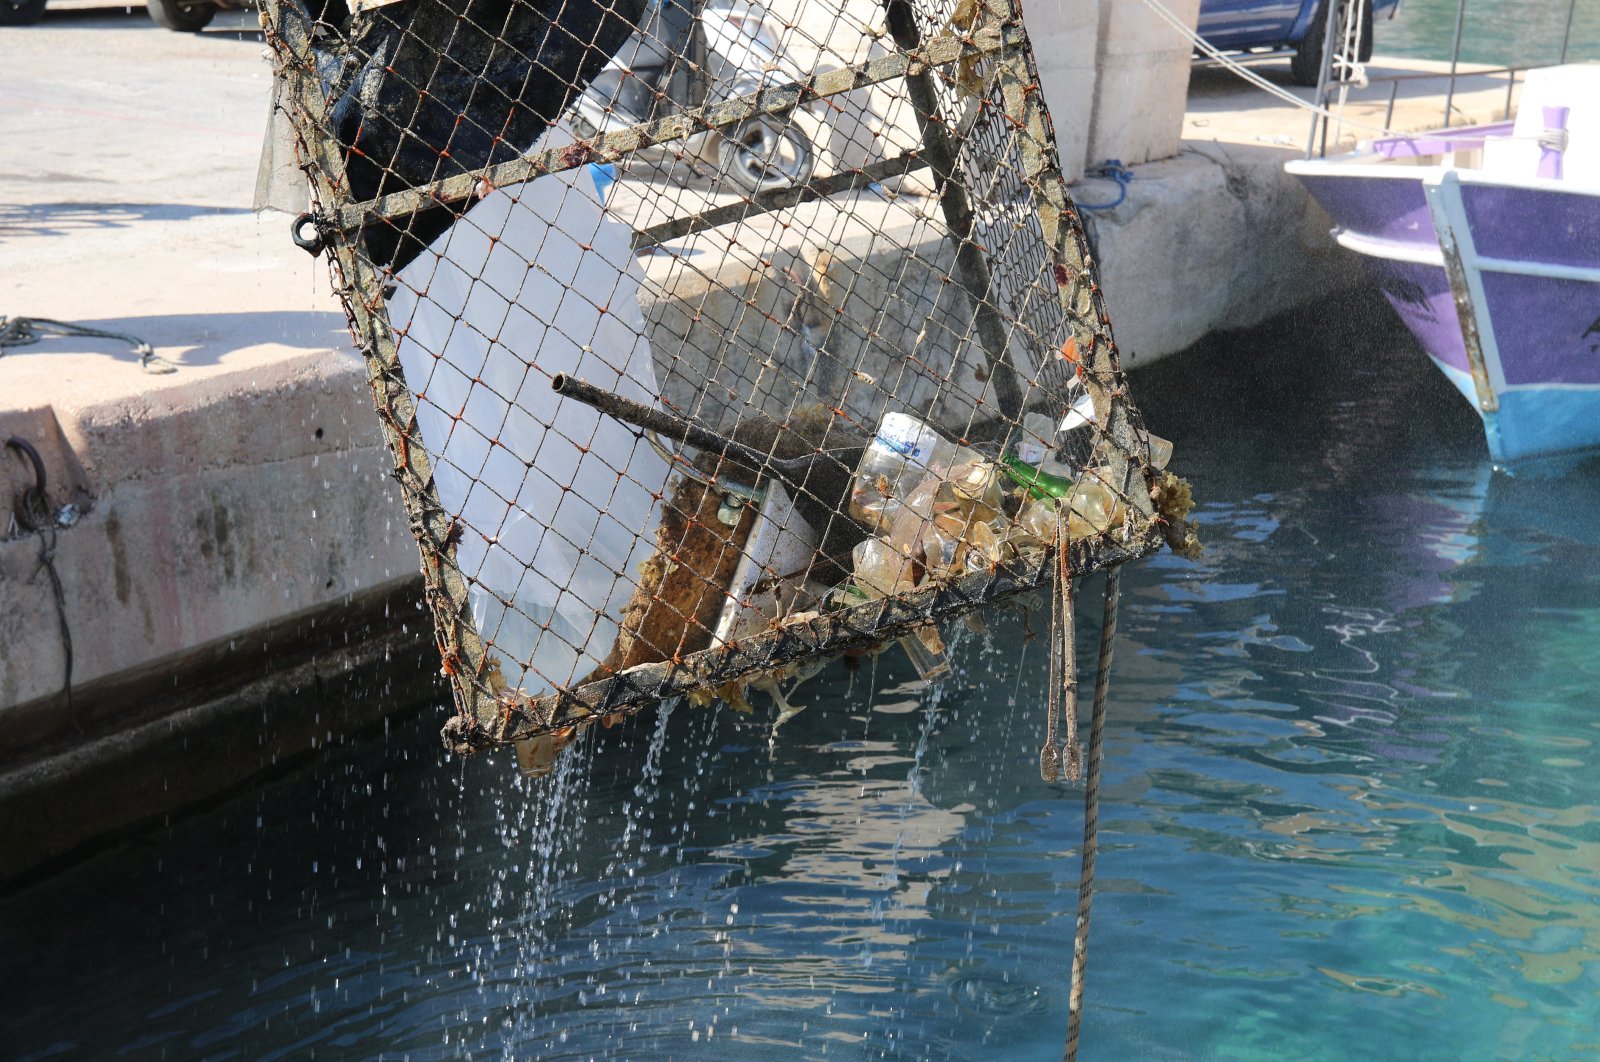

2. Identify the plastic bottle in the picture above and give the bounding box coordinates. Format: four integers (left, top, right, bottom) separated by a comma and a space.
849, 536, 951, 681
850, 412, 982, 533
1067, 474, 1123, 537
1141, 429, 1173, 471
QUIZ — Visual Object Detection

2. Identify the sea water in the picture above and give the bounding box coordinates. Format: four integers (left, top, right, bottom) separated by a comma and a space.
1381, 0, 1600, 68
2, 295, 1597, 1058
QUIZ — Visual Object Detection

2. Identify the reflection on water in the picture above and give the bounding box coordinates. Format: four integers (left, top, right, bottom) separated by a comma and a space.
2, 295, 1598, 1059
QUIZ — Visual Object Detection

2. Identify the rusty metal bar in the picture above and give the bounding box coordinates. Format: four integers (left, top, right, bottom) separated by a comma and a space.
551, 374, 865, 535
632, 150, 930, 248
333, 24, 1026, 233
880, 0, 1026, 422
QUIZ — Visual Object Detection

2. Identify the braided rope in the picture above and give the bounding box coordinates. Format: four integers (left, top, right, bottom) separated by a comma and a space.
1064, 564, 1121, 1062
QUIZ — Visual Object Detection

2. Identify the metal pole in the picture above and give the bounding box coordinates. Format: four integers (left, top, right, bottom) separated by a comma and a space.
1385, 79, 1399, 131
878, 0, 1028, 422
1559, 0, 1576, 63
1305, 0, 1343, 159
1443, 0, 1468, 128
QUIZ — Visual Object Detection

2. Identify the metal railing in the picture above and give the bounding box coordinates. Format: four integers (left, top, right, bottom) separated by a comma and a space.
1304, 0, 1580, 158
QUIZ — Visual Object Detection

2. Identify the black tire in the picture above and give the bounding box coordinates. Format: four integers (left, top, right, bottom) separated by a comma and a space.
1291, 0, 1374, 87
148, 0, 216, 31
0, 0, 48, 26
718, 116, 815, 195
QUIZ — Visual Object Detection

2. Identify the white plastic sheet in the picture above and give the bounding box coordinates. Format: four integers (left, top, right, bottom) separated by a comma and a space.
388, 129, 669, 696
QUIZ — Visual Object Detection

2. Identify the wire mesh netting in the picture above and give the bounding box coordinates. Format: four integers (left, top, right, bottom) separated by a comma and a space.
260, 0, 1195, 759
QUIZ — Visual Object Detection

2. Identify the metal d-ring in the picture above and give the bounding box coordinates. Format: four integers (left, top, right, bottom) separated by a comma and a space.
290, 211, 330, 257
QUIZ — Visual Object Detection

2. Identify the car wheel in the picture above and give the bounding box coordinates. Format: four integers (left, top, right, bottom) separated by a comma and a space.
1291, 0, 1373, 88
718, 116, 815, 195
148, 0, 217, 31
0, 0, 48, 26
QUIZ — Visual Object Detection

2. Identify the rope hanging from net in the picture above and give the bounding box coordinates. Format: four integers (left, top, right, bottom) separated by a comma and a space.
1063, 564, 1121, 1062
1041, 518, 1079, 782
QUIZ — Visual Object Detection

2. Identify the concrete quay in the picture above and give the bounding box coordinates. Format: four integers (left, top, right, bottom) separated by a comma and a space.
0, 210, 441, 881
1, 8, 441, 882
1, 4, 1522, 882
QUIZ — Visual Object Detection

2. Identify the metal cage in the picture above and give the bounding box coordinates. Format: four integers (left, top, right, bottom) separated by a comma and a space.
260, 0, 1176, 755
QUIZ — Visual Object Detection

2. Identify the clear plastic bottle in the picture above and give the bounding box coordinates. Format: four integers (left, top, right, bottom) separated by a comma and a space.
845, 415, 1006, 684
851, 536, 918, 598
1010, 467, 1126, 544
1067, 474, 1123, 537
849, 535, 951, 681
1141, 429, 1174, 471
850, 412, 981, 533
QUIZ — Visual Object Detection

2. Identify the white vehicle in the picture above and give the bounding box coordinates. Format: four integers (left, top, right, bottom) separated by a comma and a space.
0, 0, 248, 30
568, 0, 817, 193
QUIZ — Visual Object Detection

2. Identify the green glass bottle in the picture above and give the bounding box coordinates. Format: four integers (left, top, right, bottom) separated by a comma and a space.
999, 454, 1073, 500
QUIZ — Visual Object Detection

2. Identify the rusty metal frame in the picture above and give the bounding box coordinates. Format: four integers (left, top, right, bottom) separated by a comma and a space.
261, 1, 503, 732
332, 22, 1027, 234
631, 149, 930, 249
447, 524, 1161, 752
987, 0, 1155, 525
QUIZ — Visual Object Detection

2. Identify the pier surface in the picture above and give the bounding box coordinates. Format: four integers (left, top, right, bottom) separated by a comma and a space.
0, 5, 1516, 880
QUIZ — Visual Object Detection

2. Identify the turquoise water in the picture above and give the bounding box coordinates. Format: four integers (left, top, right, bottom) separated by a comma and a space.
1379, 0, 1600, 66
3, 296, 1599, 1058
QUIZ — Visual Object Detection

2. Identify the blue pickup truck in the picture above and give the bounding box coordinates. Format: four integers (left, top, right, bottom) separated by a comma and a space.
1200, 0, 1402, 86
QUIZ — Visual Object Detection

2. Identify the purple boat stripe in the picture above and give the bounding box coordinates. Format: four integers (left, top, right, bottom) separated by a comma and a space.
1460, 183, 1600, 271
1481, 271, 1600, 387
1296, 173, 1437, 247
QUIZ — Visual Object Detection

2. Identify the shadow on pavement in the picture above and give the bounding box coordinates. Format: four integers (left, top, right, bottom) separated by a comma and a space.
0, 310, 350, 368
36, 3, 261, 38
0, 203, 257, 239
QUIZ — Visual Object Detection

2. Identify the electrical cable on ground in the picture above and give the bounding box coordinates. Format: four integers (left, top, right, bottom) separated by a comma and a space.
0, 315, 175, 374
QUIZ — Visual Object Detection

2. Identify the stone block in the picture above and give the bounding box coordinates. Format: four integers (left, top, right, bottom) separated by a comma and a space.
1088, 0, 1199, 166
0, 352, 418, 755
1018, 0, 1100, 183
637, 196, 1031, 438
1084, 143, 1362, 366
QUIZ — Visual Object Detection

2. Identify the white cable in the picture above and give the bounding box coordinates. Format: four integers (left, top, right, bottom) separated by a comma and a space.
1138, 0, 1401, 138
1330, 0, 1370, 145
